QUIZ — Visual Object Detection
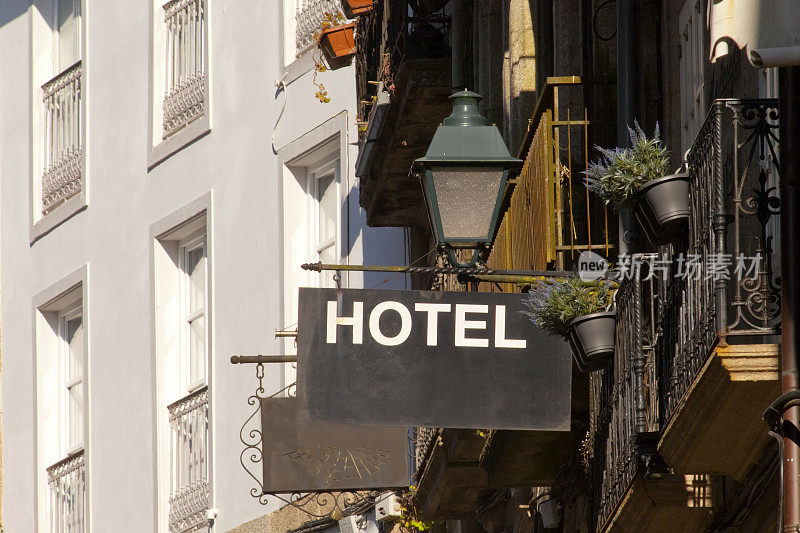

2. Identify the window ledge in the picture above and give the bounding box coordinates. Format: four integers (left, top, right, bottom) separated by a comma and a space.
30, 192, 87, 245
147, 114, 211, 170
283, 49, 317, 86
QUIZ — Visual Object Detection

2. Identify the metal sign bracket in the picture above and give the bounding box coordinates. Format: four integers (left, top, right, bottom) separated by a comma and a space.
231, 356, 408, 520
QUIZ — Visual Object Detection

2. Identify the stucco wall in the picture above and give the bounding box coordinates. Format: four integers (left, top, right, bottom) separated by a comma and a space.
0, 1, 404, 532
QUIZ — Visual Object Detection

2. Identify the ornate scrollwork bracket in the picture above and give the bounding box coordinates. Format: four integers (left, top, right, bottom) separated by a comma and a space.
233, 357, 401, 519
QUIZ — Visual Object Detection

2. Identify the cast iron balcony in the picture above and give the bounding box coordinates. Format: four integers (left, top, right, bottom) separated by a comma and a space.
42, 60, 83, 215
295, 0, 345, 55
168, 385, 209, 533
47, 449, 86, 533
590, 99, 782, 530
163, 0, 206, 138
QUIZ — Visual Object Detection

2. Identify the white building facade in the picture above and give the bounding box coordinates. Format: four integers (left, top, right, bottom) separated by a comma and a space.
0, 0, 405, 530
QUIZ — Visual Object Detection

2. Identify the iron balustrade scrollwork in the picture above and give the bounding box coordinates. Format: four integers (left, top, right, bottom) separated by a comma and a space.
295, 0, 345, 55
657, 98, 781, 424
163, 0, 206, 138
590, 273, 660, 531
42, 60, 83, 214
412, 427, 439, 480
238, 378, 380, 518
47, 448, 86, 533
168, 385, 209, 533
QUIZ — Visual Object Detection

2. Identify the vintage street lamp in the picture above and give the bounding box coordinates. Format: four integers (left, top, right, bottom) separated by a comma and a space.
413, 90, 522, 267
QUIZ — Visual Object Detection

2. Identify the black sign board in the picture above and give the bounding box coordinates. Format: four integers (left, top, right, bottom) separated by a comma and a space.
260, 397, 410, 493
298, 288, 572, 430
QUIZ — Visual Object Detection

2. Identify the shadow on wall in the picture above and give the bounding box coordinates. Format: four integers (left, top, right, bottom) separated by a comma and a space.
0, 0, 33, 31
343, 182, 408, 290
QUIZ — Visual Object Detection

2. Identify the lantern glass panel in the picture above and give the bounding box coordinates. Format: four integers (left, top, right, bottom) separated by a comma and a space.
431, 166, 503, 243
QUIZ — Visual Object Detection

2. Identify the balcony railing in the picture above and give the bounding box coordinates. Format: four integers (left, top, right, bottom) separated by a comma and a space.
355, 1, 450, 132
168, 386, 209, 533
413, 427, 438, 478
589, 274, 660, 529
657, 99, 781, 423
42, 60, 83, 214
295, 0, 345, 55
487, 78, 615, 280
47, 449, 86, 533
163, 0, 206, 138
590, 99, 781, 529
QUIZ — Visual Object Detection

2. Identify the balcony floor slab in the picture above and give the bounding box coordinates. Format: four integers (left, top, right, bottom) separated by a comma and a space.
658, 344, 780, 480
602, 474, 714, 533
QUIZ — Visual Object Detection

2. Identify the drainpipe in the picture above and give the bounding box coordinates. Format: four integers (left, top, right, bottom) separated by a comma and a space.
451, 0, 470, 90
616, 0, 636, 255
778, 64, 800, 533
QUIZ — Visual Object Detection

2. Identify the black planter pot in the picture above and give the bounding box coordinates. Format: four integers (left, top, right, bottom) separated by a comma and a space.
634, 171, 690, 245
567, 311, 616, 372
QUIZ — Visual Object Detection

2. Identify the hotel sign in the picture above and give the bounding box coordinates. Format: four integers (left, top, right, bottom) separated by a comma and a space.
260, 398, 410, 493
298, 288, 572, 430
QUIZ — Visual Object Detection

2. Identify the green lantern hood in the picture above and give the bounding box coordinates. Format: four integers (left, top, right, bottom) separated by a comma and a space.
413, 90, 523, 168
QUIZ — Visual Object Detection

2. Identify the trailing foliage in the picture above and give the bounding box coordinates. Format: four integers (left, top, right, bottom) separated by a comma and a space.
399, 488, 437, 532
523, 277, 615, 337
584, 121, 670, 207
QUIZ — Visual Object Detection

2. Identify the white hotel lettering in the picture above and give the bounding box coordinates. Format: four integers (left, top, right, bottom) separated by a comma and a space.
326, 300, 526, 349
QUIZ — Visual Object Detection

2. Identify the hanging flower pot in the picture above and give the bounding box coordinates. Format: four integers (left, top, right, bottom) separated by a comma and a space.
567, 311, 616, 372
634, 171, 690, 245
341, 0, 373, 18
319, 22, 357, 60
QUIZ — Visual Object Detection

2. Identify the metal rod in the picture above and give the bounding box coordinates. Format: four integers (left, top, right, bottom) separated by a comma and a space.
230, 355, 298, 364
301, 261, 572, 279
274, 329, 297, 338
778, 64, 800, 532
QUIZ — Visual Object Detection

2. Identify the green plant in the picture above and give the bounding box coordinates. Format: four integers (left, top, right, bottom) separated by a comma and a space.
399, 488, 437, 532
584, 121, 670, 207
312, 57, 330, 103
309, 11, 346, 104
523, 277, 615, 337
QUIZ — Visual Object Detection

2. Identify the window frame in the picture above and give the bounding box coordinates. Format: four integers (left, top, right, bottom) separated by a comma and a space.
52, 0, 82, 74
58, 301, 84, 457
309, 159, 341, 288
679, 0, 707, 154
178, 229, 208, 395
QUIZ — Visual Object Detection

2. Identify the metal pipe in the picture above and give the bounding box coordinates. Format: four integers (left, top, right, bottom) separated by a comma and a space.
778, 64, 800, 532
229, 355, 298, 364
616, 0, 636, 255
301, 261, 570, 277
450, 0, 470, 90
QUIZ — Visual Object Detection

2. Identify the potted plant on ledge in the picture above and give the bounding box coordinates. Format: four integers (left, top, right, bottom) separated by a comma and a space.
584, 122, 690, 245
524, 277, 617, 372
316, 10, 356, 68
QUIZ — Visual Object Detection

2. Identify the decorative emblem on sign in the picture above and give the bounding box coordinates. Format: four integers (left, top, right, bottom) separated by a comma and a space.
282, 444, 392, 485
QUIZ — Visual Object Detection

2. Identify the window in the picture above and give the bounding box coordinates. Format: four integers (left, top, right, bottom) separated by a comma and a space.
312, 162, 340, 287
154, 215, 210, 533
40, 0, 84, 216
60, 305, 84, 454
179, 232, 207, 392
55, 0, 81, 72
679, 0, 706, 154
35, 278, 87, 533
148, 0, 210, 166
